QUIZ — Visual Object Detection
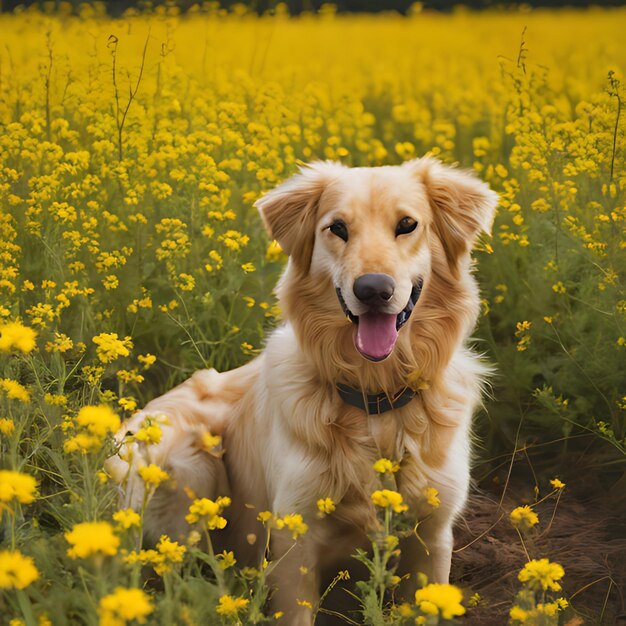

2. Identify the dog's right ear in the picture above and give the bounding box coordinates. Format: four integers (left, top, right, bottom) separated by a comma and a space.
255, 161, 344, 272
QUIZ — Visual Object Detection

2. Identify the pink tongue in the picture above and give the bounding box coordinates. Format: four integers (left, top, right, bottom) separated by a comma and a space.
355, 312, 398, 361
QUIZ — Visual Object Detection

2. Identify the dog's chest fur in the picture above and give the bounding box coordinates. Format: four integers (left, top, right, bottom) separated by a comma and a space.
366, 412, 404, 461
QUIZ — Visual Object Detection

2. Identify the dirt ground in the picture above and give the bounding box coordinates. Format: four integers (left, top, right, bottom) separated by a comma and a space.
316, 464, 626, 626
452, 479, 626, 625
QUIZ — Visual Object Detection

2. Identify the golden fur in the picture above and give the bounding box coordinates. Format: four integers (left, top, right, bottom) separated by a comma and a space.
106, 158, 498, 625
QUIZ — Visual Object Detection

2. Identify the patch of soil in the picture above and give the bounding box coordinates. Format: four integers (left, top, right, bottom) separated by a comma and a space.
452, 482, 626, 624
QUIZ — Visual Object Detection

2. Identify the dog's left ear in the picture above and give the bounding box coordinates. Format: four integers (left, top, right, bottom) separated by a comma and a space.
255, 161, 344, 272
406, 157, 498, 278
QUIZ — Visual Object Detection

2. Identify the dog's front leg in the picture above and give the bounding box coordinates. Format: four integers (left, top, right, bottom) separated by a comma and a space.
268, 528, 320, 626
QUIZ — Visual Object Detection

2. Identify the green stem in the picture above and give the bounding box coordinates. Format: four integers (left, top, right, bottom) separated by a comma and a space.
16, 589, 37, 626
203, 527, 226, 594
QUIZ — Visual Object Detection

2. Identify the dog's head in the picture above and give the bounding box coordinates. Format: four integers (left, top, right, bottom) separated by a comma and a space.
256, 158, 497, 364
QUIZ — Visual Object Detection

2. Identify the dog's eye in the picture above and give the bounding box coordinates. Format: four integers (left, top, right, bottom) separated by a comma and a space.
396, 217, 418, 236
329, 219, 349, 242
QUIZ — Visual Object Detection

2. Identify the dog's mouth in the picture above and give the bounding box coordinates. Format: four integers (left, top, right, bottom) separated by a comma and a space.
336, 278, 423, 362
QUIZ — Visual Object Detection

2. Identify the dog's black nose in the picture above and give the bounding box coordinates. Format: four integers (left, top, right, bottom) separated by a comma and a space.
353, 273, 395, 305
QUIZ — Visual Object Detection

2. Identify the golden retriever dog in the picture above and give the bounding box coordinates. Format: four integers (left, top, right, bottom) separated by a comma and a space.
106, 157, 497, 625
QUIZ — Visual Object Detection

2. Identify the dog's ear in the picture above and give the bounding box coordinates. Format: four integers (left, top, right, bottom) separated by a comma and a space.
255, 161, 344, 272
406, 157, 498, 278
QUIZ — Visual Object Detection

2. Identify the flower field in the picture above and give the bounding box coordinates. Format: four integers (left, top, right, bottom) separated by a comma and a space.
0, 3, 625, 624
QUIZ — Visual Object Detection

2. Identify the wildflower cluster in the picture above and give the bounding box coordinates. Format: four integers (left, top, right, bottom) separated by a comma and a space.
98, 587, 153, 626
414, 583, 466, 620
0, 470, 38, 509
0, 322, 37, 353
186, 496, 231, 530
63, 405, 121, 454
124, 535, 187, 576
65, 521, 120, 559
0, 550, 40, 590
510, 560, 568, 624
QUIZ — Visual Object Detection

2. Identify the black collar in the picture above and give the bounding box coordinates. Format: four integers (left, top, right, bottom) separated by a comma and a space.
336, 383, 416, 416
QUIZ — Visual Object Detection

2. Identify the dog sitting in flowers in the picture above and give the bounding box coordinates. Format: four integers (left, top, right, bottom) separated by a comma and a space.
106, 157, 497, 625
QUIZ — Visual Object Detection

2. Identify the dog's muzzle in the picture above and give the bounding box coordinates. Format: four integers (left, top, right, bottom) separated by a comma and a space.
336, 278, 423, 361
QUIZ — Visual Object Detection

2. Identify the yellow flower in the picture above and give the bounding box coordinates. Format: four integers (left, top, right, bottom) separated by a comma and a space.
515, 320, 532, 351
276, 513, 309, 539
509, 505, 539, 530
75, 405, 121, 438
92, 332, 133, 363
316, 497, 336, 515
0, 418, 15, 435
118, 397, 137, 412
45, 333, 73, 353
424, 487, 441, 508
371, 489, 408, 513
414, 583, 465, 619
218, 230, 249, 252
536, 602, 559, 616
372, 458, 399, 474
138, 464, 170, 487
152, 535, 186, 575
187, 530, 201, 546
133, 421, 162, 445
65, 521, 119, 559
44, 393, 68, 406
266, 240, 285, 262
123, 548, 158, 568
185, 496, 231, 529
200, 431, 221, 450
137, 353, 156, 369
112, 509, 141, 530
217, 550, 237, 570
63, 433, 101, 454
397, 602, 413, 617
550, 478, 565, 490
468, 592, 481, 606
216, 595, 249, 616
98, 587, 153, 625
0, 379, 30, 403
175, 273, 195, 291
116, 369, 144, 385
518, 558, 565, 591
509, 605, 528, 622
0, 549, 39, 589
257, 511, 272, 524
0, 470, 37, 506
102, 275, 119, 290
0, 321, 37, 353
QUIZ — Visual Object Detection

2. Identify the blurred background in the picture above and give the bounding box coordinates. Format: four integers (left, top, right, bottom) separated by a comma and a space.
2, 0, 626, 14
